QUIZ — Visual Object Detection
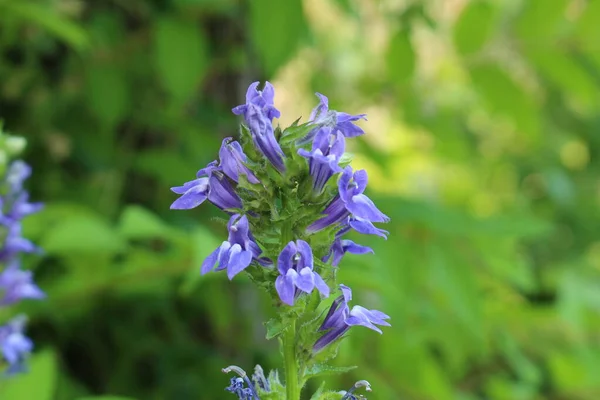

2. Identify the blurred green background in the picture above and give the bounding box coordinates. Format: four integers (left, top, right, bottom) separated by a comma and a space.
1, 0, 600, 399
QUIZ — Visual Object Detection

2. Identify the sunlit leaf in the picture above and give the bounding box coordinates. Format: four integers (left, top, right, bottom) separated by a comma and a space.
249, 0, 307, 76
453, 1, 497, 55
386, 28, 415, 89
153, 17, 209, 101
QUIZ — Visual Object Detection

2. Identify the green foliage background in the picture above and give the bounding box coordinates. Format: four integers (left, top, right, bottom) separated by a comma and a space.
1, 0, 599, 398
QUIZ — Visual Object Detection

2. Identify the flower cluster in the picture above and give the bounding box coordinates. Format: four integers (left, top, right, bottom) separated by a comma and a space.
0, 160, 44, 374
171, 82, 390, 399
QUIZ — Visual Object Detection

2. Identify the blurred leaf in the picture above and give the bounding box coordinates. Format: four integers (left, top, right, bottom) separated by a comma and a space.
75, 397, 137, 400
470, 64, 539, 139
118, 205, 172, 239
249, 0, 307, 76
527, 49, 599, 114
42, 212, 125, 255
576, 0, 600, 49
514, 0, 568, 41
0, 349, 57, 400
386, 28, 415, 88
133, 150, 197, 186
153, 17, 209, 101
453, 1, 497, 55
1, 3, 88, 50
85, 65, 130, 130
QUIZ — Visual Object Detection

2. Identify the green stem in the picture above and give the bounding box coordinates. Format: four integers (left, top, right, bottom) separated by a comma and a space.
283, 319, 300, 400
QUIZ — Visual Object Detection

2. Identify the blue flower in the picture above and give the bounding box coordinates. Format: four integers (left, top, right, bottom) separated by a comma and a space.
299, 93, 367, 144
201, 214, 263, 280
314, 284, 390, 352
232, 82, 285, 172
307, 166, 389, 233
219, 137, 260, 184
0, 316, 33, 374
0, 261, 45, 306
170, 161, 242, 211
225, 377, 256, 399
323, 238, 373, 267
276, 240, 329, 306
298, 128, 345, 193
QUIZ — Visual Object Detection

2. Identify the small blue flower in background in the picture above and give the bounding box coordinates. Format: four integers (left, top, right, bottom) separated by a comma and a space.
0, 316, 32, 374
275, 240, 329, 306
314, 284, 390, 352
232, 82, 286, 172
0, 160, 44, 374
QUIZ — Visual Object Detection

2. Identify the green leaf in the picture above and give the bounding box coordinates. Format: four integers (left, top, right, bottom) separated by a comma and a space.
386, 28, 415, 88
42, 212, 125, 255
85, 65, 130, 130
526, 49, 599, 114
309, 381, 327, 400
118, 205, 172, 239
280, 121, 315, 145
0, 350, 57, 400
514, 0, 568, 41
249, 0, 307, 76
265, 318, 288, 340
453, 1, 497, 55
1, 3, 88, 50
304, 364, 357, 381
153, 17, 209, 101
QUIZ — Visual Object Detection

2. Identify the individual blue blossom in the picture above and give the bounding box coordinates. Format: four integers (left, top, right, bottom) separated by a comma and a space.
338, 216, 389, 239
219, 137, 260, 184
0, 224, 39, 263
170, 161, 242, 211
0, 261, 45, 306
232, 82, 285, 172
0, 316, 33, 374
5, 161, 31, 194
276, 240, 329, 306
323, 238, 373, 267
225, 377, 257, 399
299, 93, 367, 144
223, 365, 259, 399
307, 166, 389, 233
313, 284, 390, 352
298, 128, 345, 193
201, 214, 263, 280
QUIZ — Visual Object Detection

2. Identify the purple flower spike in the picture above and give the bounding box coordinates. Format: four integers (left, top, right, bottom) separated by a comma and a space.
307, 166, 389, 233
313, 284, 390, 352
298, 128, 345, 193
323, 238, 373, 267
0, 262, 45, 306
275, 240, 329, 306
170, 161, 242, 211
233, 82, 285, 172
219, 138, 260, 184
201, 214, 262, 280
0, 316, 33, 374
300, 93, 367, 144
